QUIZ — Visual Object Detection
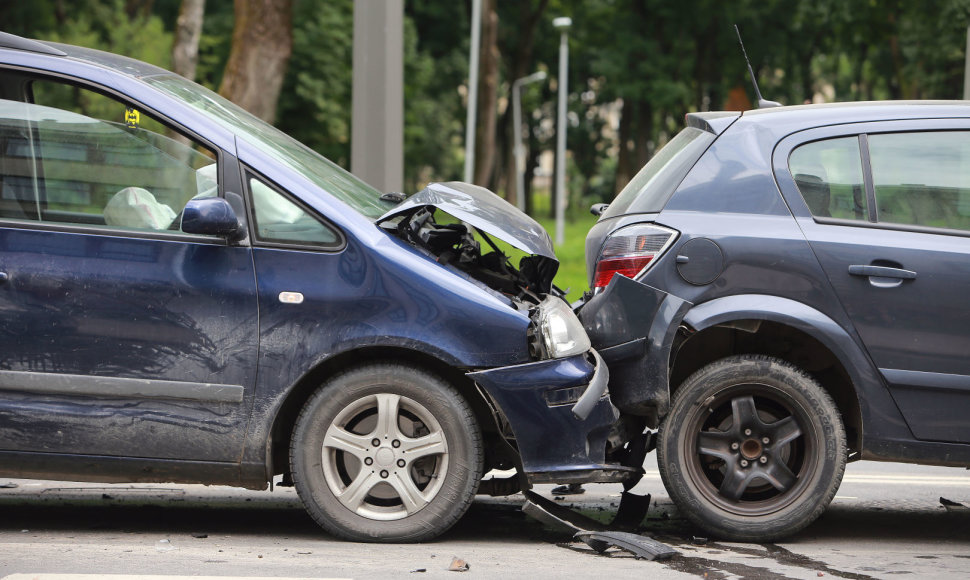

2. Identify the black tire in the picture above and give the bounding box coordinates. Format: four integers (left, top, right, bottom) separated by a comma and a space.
657, 355, 846, 541
290, 363, 483, 542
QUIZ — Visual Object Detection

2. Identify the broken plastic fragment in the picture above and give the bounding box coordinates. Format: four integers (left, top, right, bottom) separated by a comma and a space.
574, 531, 678, 561
448, 557, 470, 572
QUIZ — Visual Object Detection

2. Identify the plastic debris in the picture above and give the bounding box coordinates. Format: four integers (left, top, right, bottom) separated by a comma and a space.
448, 557, 470, 572
574, 531, 678, 561
940, 497, 968, 512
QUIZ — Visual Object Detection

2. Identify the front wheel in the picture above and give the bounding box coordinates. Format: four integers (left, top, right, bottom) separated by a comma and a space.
290, 363, 483, 542
658, 355, 846, 541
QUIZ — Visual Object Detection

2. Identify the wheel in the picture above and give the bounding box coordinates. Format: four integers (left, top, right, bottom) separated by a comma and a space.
657, 355, 846, 541
290, 363, 483, 542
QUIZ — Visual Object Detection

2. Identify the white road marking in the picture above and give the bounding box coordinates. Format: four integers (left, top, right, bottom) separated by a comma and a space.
2, 576, 351, 580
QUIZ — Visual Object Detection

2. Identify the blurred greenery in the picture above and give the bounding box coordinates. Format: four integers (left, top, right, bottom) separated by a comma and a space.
6, 0, 970, 292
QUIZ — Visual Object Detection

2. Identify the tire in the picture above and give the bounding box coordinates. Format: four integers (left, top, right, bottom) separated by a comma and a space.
290, 363, 483, 542
657, 355, 846, 542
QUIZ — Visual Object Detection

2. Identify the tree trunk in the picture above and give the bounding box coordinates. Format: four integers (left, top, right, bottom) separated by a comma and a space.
172, 0, 206, 81
473, 0, 499, 186
614, 100, 633, 195
634, 98, 653, 169
219, 0, 293, 124
502, 0, 549, 206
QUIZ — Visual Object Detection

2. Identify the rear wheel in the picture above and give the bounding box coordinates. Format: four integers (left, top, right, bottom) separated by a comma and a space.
658, 355, 845, 541
290, 363, 483, 542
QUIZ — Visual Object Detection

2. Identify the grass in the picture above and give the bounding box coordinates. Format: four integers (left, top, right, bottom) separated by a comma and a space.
456, 188, 598, 302
535, 213, 597, 302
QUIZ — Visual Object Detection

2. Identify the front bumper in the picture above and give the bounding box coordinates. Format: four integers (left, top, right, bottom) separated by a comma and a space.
468, 350, 636, 484
577, 274, 691, 423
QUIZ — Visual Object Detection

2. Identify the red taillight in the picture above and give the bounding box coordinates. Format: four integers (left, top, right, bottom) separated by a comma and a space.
593, 256, 655, 288
592, 224, 677, 290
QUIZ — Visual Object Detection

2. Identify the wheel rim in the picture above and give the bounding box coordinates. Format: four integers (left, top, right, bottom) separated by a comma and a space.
682, 384, 818, 516
321, 393, 449, 521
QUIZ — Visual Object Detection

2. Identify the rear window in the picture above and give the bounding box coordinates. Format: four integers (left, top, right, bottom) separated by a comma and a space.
601, 127, 714, 219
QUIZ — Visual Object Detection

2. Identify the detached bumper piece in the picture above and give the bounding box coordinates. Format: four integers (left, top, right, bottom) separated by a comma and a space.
574, 531, 678, 562
521, 490, 678, 562
578, 274, 691, 419
469, 351, 638, 485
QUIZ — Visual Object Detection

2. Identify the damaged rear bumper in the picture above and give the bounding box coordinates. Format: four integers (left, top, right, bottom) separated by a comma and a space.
577, 275, 692, 424
468, 350, 638, 485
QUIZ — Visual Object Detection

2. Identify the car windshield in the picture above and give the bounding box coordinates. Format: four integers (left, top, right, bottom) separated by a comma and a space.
144, 74, 391, 219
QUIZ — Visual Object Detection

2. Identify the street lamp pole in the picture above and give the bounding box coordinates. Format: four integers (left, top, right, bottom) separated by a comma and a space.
464, 0, 482, 183
553, 17, 571, 246
512, 71, 546, 212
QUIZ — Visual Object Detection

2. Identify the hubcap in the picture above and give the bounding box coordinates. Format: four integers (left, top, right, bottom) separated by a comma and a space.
686, 387, 817, 515
321, 393, 449, 521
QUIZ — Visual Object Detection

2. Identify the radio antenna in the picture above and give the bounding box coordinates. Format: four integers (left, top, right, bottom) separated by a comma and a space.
734, 24, 781, 109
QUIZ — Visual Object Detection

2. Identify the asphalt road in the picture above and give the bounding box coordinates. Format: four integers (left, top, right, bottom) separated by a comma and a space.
0, 456, 967, 579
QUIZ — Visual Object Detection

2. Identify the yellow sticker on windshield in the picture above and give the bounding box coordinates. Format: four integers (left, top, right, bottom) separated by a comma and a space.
125, 107, 140, 128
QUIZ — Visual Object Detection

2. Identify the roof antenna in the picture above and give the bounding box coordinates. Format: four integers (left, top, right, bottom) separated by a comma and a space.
734, 24, 781, 109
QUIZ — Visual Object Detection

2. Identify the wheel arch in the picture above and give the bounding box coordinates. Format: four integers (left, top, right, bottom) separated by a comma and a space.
672, 295, 875, 453
265, 346, 505, 483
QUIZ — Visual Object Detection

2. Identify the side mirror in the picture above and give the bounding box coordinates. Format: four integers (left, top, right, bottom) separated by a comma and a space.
181, 197, 243, 238
590, 203, 609, 216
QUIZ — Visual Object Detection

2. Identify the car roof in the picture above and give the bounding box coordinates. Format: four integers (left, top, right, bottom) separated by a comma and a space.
737, 100, 970, 138
0, 31, 169, 79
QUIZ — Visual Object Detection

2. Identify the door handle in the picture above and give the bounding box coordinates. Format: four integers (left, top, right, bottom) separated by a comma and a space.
848, 265, 917, 280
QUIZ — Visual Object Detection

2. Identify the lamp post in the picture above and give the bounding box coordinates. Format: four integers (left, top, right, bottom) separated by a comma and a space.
512, 71, 546, 212
552, 16, 571, 246
464, 0, 482, 183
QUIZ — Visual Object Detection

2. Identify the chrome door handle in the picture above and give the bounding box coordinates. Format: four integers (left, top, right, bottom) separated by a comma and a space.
848, 265, 917, 280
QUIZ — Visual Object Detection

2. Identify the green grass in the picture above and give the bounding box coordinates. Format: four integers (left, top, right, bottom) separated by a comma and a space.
536, 213, 597, 301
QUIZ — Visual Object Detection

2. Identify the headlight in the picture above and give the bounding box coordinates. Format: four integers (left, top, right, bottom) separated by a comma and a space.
530, 296, 592, 359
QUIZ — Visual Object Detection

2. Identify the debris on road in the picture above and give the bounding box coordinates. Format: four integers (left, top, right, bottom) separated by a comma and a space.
522, 489, 678, 563
448, 557, 470, 572
0, 482, 19, 489
410, 568, 427, 573
690, 536, 708, 545
191, 532, 208, 538
574, 531, 678, 561
939, 497, 968, 512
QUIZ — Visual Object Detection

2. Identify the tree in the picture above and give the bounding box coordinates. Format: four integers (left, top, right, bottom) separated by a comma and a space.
172, 0, 205, 81
218, 0, 293, 123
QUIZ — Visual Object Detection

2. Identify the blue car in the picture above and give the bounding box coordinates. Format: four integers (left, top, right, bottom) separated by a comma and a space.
0, 32, 631, 542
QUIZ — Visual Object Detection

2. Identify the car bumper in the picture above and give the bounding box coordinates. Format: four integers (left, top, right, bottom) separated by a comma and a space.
468, 350, 637, 484
577, 274, 692, 424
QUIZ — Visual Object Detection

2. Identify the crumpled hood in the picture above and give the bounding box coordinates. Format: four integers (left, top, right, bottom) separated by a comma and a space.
377, 181, 557, 263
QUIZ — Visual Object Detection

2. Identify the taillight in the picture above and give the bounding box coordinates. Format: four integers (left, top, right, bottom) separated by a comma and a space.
592, 224, 677, 290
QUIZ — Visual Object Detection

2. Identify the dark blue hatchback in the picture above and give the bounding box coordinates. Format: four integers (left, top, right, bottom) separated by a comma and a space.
0, 33, 630, 542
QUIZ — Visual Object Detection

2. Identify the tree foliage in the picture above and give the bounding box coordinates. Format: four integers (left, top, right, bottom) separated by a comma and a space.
8, 0, 970, 213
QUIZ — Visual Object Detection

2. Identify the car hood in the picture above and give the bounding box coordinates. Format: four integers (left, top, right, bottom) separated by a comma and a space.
377, 181, 557, 262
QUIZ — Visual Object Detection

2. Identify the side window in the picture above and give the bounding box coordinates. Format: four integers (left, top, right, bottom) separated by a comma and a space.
789, 137, 867, 221
248, 174, 340, 247
0, 79, 218, 232
868, 131, 970, 231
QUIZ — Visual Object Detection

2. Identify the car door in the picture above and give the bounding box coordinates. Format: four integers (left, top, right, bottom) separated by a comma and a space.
775, 121, 970, 444
0, 76, 258, 462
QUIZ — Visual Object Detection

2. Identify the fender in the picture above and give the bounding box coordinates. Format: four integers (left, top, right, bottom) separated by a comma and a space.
682, 294, 914, 446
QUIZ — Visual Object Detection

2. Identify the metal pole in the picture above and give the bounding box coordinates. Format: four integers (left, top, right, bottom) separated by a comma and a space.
351, 0, 404, 193
463, 0, 482, 183
513, 71, 546, 212
553, 18, 571, 246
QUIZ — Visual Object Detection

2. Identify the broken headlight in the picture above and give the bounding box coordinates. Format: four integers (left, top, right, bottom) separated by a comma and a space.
529, 296, 591, 359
